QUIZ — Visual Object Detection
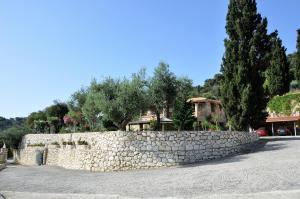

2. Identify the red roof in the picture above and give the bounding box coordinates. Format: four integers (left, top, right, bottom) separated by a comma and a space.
266, 116, 300, 123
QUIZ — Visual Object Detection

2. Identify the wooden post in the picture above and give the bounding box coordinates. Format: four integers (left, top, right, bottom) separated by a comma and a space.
294, 122, 297, 136
139, 124, 143, 131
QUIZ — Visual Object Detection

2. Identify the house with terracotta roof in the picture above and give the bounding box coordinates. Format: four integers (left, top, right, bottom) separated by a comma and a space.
189, 97, 226, 128
127, 96, 226, 131
265, 92, 300, 136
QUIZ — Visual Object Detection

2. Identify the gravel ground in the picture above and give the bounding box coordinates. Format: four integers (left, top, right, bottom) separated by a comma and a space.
1, 138, 300, 199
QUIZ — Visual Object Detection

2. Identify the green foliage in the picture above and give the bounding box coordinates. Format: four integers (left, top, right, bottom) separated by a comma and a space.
149, 120, 157, 131
193, 74, 223, 99
148, 62, 177, 130
288, 53, 297, 81
47, 116, 60, 134
172, 100, 195, 131
45, 101, 69, 119
33, 120, 48, 134
0, 126, 30, 149
211, 114, 221, 131
172, 77, 196, 131
201, 119, 210, 131
264, 31, 290, 97
83, 69, 148, 131
26, 101, 69, 134
68, 88, 88, 112
82, 88, 103, 131
267, 93, 300, 115
45, 101, 69, 133
26, 111, 47, 129
296, 29, 300, 81
221, 0, 269, 130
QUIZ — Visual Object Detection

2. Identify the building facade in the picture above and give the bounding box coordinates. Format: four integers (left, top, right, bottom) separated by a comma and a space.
127, 97, 226, 131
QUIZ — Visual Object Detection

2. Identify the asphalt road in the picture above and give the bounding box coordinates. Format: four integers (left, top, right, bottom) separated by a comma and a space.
1, 137, 300, 199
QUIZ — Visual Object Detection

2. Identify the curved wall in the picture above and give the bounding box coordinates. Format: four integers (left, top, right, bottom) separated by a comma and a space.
16, 131, 258, 171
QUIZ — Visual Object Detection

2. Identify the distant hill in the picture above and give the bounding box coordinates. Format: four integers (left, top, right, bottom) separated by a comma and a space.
0, 117, 26, 132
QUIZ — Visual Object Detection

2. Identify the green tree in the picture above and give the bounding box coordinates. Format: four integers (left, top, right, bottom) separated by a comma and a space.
0, 126, 30, 150
33, 120, 49, 134
193, 74, 223, 99
221, 0, 269, 130
82, 84, 104, 131
86, 69, 148, 131
288, 53, 297, 81
47, 116, 60, 134
68, 88, 88, 112
172, 77, 195, 131
296, 29, 300, 82
44, 101, 69, 133
264, 31, 290, 97
26, 111, 47, 129
148, 62, 177, 130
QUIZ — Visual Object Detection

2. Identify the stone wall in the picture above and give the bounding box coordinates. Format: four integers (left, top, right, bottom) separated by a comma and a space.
16, 131, 258, 171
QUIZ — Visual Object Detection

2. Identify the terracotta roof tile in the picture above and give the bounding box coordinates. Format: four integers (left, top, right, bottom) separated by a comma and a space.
266, 116, 300, 123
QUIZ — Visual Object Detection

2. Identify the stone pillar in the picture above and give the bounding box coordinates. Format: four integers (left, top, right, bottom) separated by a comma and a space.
43, 148, 48, 165
0, 148, 7, 164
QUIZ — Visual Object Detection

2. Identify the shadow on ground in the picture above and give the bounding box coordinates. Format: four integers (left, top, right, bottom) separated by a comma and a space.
177, 138, 288, 168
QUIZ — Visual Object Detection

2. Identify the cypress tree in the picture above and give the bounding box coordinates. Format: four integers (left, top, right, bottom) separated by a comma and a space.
265, 31, 290, 97
221, 0, 269, 130
296, 29, 300, 82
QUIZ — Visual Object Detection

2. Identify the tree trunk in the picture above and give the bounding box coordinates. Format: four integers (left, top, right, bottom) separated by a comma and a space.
155, 111, 161, 131
166, 104, 170, 118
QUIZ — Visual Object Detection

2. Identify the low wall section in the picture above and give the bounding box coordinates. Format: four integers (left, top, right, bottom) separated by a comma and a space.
16, 131, 258, 171
0, 148, 7, 171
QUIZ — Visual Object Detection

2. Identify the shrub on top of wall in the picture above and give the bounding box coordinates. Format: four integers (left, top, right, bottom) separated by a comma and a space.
77, 140, 88, 145
51, 141, 60, 146
27, 143, 45, 147
62, 141, 75, 146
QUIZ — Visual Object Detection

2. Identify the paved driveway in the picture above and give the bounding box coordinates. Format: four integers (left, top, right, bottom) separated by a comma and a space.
1, 138, 300, 199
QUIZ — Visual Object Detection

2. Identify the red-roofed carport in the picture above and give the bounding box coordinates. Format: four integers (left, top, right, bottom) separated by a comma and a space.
266, 116, 300, 136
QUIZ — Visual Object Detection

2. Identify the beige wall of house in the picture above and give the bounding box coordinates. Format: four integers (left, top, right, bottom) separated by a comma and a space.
190, 97, 226, 124
127, 97, 226, 131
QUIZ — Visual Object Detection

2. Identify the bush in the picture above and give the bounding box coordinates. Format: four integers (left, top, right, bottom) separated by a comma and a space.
268, 92, 300, 115
0, 126, 30, 149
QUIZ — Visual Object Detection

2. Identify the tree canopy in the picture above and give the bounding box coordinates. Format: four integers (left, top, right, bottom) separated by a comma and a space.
296, 29, 300, 82
221, 0, 269, 130
148, 62, 177, 130
264, 31, 290, 97
172, 77, 195, 131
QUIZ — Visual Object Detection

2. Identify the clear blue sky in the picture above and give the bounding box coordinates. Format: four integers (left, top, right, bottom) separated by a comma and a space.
0, 0, 299, 118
